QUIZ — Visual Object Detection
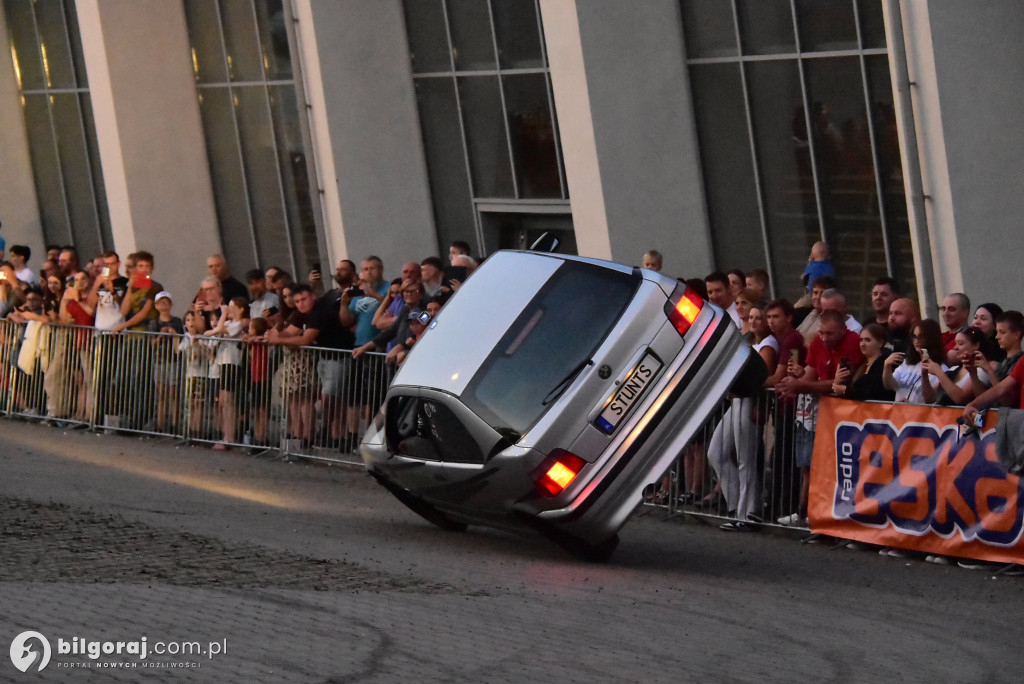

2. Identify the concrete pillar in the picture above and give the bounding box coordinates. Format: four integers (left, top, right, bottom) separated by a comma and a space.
0, 9, 46, 263
300, 0, 438, 274
75, 0, 221, 300
898, 0, 1024, 312
540, 0, 715, 277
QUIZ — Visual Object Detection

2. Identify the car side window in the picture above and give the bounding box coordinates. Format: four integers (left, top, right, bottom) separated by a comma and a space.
386, 396, 483, 464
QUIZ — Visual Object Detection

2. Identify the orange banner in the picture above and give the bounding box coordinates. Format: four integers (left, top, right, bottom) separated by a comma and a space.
810, 397, 1022, 563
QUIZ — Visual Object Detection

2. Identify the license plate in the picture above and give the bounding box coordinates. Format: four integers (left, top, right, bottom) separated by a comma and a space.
595, 352, 662, 434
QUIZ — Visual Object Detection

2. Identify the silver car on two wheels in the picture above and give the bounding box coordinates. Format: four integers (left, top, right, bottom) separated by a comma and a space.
361, 250, 765, 560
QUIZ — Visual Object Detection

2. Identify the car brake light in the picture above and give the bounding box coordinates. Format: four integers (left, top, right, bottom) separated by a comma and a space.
664, 285, 704, 337
532, 449, 586, 497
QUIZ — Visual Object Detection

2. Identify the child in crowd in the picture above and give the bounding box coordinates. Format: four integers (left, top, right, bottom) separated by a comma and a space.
205, 296, 249, 449
244, 317, 271, 445
800, 241, 835, 298
147, 291, 184, 433
179, 310, 212, 439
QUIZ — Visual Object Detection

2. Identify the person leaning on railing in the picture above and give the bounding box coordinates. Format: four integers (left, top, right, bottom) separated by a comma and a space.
922, 326, 991, 406
881, 319, 946, 404
832, 324, 895, 402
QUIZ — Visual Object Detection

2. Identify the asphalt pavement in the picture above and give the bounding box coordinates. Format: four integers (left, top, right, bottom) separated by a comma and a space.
2, 418, 1023, 682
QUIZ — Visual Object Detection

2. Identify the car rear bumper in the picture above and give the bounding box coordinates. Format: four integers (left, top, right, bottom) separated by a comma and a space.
520, 313, 754, 543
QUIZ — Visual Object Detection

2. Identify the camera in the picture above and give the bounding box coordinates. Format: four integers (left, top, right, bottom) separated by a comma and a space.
347, 286, 365, 297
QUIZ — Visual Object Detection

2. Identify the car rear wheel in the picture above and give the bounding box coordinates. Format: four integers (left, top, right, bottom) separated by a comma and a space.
560, 533, 620, 563
518, 513, 620, 562
369, 471, 469, 532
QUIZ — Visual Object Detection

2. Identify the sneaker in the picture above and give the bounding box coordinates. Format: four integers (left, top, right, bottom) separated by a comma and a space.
720, 521, 755, 532
776, 512, 801, 526
925, 555, 952, 565
745, 512, 763, 524
845, 541, 870, 551
886, 548, 909, 558
957, 560, 998, 570
1000, 564, 1024, 576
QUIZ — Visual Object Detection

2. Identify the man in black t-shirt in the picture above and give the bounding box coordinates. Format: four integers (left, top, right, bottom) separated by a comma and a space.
266, 284, 355, 448
207, 254, 249, 303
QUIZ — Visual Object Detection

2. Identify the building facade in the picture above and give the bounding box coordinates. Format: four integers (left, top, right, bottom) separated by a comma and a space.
2, 0, 1022, 316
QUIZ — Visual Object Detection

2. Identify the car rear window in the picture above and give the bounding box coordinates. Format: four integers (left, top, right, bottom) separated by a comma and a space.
461, 261, 639, 435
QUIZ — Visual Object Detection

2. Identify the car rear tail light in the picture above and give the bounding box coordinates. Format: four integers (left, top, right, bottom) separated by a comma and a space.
532, 449, 586, 497
664, 285, 704, 337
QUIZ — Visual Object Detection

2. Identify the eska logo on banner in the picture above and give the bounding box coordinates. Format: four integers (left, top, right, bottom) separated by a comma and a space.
810, 397, 1024, 563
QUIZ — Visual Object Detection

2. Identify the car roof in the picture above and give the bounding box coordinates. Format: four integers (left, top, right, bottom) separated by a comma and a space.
391, 250, 634, 396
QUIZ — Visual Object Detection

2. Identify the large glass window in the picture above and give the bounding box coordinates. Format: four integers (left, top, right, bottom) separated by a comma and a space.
184, 0, 322, 277
684, 0, 915, 316
403, 0, 568, 257
5, 0, 112, 258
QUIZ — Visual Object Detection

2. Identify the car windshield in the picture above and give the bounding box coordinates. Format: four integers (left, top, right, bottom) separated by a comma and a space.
462, 261, 639, 435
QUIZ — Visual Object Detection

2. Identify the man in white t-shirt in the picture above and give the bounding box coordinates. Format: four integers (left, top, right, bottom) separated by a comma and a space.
86, 251, 130, 429
88, 252, 129, 331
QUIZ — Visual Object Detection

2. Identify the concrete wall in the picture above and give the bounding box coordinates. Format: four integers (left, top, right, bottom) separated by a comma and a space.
306, 0, 438, 274
545, 0, 714, 278
918, 0, 1024, 311
0, 8, 45, 264
76, 0, 221, 301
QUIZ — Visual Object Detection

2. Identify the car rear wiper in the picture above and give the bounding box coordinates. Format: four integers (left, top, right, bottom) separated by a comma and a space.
542, 359, 593, 406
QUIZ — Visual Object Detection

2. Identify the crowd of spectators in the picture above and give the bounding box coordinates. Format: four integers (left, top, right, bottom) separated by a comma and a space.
642, 244, 1023, 572
2, 234, 1023, 570
0, 239, 478, 453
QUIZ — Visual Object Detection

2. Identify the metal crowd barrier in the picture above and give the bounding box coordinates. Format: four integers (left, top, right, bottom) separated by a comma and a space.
642, 388, 811, 531
0, 320, 389, 467
0, 319, 817, 527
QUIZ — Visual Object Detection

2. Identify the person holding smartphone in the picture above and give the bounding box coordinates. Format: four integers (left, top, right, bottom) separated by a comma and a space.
882, 319, 946, 403
832, 324, 895, 401
117, 251, 161, 333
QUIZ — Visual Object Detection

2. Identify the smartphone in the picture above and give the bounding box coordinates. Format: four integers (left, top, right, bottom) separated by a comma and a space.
417, 310, 431, 324
445, 265, 468, 283
790, 349, 800, 364
133, 272, 151, 290
921, 348, 930, 362
839, 357, 851, 372
0, 272, 6, 281
102, 267, 111, 277
311, 262, 321, 275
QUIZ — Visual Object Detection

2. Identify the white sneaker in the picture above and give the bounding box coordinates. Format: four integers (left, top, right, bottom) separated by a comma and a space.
776, 513, 801, 526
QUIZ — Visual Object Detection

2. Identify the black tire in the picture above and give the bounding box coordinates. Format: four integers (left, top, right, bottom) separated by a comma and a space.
520, 514, 620, 562
562, 533, 619, 563
730, 349, 769, 398
369, 471, 468, 532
